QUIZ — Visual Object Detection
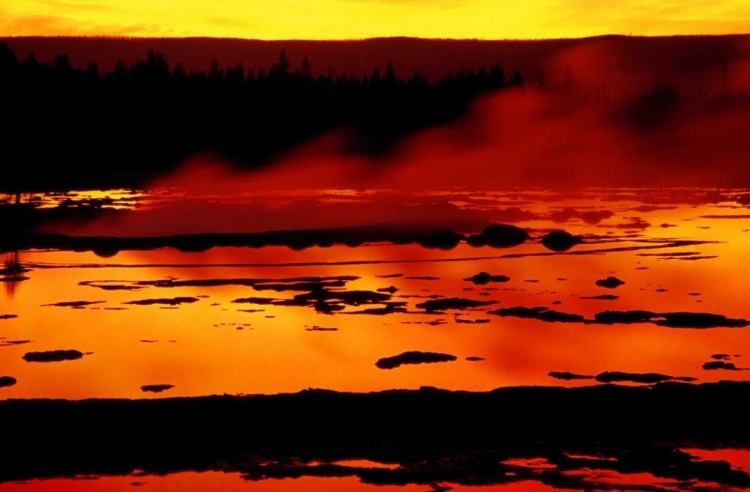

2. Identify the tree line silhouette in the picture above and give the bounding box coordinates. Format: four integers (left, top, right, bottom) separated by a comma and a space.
0, 42, 524, 192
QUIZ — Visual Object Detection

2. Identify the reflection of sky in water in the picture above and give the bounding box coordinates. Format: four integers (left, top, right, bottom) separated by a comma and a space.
6, 457, 746, 492
4, 187, 750, 492
1, 187, 750, 401
5, 473, 575, 492
1, 189, 145, 210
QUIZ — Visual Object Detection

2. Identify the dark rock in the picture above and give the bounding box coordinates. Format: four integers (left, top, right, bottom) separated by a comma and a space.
42, 301, 105, 308
469, 224, 529, 248
23, 350, 85, 363
541, 230, 583, 252
703, 361, 742, 371
0, 340, 32, 347
417, 229, 463, 250
141, 385, 175, 393
489, 306, 586, 323
655, 313, 750, 329
464, 272, 510, 285
596, 277, 625, 289
376, 351, 458, 369
124, 297, 200, 306
377, 286, 400, 294
253, 281, 347, 292
416, 298, 497, 312
0, 376, 17, 388
594, 310, 657, 324
595, 371, 676, 384
549, 371, 594, 381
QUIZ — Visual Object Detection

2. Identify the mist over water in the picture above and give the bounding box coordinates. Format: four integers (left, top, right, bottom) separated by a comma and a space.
43, 74, 750, 237
144, 35, 750, 194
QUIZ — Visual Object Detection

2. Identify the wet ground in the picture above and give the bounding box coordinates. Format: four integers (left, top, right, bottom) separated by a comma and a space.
2, 186, 750, 490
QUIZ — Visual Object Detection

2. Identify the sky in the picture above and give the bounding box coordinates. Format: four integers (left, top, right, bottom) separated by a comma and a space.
1, 0, 749, 39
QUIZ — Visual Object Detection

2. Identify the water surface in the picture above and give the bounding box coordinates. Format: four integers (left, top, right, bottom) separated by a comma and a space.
3, 187, 750, 491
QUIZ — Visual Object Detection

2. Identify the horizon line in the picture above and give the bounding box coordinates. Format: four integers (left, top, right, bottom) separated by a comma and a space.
2, 33, 750, 43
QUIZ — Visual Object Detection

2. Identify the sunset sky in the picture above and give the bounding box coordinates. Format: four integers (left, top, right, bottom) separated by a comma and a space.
1, 0, 749, 39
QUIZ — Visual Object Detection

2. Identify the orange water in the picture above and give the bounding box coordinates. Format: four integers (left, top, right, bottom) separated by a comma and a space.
1, 187, 749, 400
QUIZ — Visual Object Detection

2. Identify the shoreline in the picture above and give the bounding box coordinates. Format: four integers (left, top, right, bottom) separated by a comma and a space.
2, 382, 750, 485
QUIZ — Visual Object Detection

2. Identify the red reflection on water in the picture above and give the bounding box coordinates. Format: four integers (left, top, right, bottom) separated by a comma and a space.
4, 190, 750, 400
2, 252, 24, 299
7, 472, 578, 492
682, 448, 750, 471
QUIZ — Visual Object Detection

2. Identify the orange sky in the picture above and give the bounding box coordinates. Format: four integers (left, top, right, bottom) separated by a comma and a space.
1, 0, 749, 39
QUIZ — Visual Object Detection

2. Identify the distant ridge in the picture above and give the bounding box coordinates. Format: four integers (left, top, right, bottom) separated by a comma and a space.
3, 34, 749, 79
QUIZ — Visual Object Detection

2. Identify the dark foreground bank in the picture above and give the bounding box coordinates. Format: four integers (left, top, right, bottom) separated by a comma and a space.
2, 382, 750, 489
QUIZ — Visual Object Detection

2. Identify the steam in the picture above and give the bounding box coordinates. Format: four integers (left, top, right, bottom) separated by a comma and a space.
42, 38, 750, 236
151, 85, 750, 192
